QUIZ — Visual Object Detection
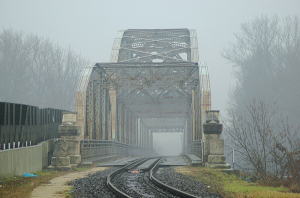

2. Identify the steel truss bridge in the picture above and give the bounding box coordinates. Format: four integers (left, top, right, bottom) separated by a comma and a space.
75, 29, 211, 149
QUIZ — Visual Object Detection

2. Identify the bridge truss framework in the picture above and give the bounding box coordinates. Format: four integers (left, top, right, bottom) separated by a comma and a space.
75, 29, 211, 149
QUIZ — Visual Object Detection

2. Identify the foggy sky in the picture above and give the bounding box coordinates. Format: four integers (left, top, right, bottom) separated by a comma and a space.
1, 0, 299, 116
1, 0, 299, 155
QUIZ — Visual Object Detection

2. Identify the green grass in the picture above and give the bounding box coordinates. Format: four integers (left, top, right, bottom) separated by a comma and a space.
0, 169, 70, 198
175, 166, 300, 198
65, 186, 74, 198
0, 164, 96, 198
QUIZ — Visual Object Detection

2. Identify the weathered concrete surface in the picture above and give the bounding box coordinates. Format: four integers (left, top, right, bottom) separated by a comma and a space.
97, 157, 140, 167
69, 155, 81, 164
185, 154, 202, 166
203, 123, 223, 134
204, 110, 231, 169
49, 112, 81, 170
208, 155, 226, 164
51, 156, 70, 166
159, 156, 189, 166
0, 140, 53, 177
209, 139, 224, 155
53, 141, 68, 157
204, 133, 221, 162
59, 125, 80, 137
66, 141, 80, 155
137, 158, 159, 170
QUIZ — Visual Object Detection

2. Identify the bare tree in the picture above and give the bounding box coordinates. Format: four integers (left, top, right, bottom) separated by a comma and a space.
224, 100, 300, 186
222, 15, 300, 126
0, 29, 30, 102
0, 28, 88, 110
222, 15, 280, 111
222, 16, 300, 188
271, 118, 300, 190
224, 101, 277, 176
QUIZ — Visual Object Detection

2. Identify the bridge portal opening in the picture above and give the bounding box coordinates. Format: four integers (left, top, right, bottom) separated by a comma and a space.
153, 132, 182, 156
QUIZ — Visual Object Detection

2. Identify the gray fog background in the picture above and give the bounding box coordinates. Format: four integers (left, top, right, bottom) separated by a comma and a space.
1, 0, 299, 155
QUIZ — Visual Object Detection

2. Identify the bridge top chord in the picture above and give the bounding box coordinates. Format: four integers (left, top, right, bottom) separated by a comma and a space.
75, 29, 210, 144
110, 28, 199, 63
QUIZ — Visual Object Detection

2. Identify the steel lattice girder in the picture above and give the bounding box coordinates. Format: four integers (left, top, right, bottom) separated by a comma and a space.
151, 128, 184, 133
141, 118, 185, 129
110, 29, 199, 63
94, 62, 198, 91
75, 29, 209, 141
91, 62, 199, 119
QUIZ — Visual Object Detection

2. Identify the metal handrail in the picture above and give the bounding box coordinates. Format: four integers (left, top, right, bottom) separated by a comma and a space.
181, 139, 203, 163
80, 139, 154, 160
224, 144, 259, 183
224, 145, 235, 169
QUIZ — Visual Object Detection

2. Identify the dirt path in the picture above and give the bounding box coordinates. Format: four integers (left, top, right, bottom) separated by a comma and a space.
31, 167, 106, 198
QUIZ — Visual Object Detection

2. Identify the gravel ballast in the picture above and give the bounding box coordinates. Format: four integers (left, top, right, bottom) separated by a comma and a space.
70, 167, 119, 198
155, 167, 221, 198
70, 166, 221, 198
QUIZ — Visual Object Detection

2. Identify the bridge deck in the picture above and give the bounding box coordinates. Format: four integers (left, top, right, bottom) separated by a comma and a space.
159, 156, 189, 166
186, 154, 202, 165
137, 157, 159, 171
97, 157, 140, 167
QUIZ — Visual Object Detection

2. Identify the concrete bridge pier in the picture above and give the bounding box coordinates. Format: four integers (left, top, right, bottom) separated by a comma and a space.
49, 112, 81, 170
203, 110, 230, 169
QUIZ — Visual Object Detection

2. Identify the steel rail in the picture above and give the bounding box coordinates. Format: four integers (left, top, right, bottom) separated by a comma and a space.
149, 157, 201, 198
106, 157, 150, 198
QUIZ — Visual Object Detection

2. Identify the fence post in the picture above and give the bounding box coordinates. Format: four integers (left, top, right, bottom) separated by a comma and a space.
225, 145, 236, 170
201, 139, 204, 165
232, 147, 235, 169
55, 138, 58, 171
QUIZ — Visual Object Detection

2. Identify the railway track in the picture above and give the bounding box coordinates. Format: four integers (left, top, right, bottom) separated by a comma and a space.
106, 157, 149, 197
107, 157, 200, 198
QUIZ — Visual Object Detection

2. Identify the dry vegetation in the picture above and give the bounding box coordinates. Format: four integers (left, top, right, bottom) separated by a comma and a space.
0, 164, 96, 198
1, 162, 299, 198
0, 170, 70, 198
175, 165, 300, 198
222, 16, 300, 193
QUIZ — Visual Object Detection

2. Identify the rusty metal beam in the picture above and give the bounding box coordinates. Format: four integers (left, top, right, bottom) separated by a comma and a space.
109, 89, 116, 140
